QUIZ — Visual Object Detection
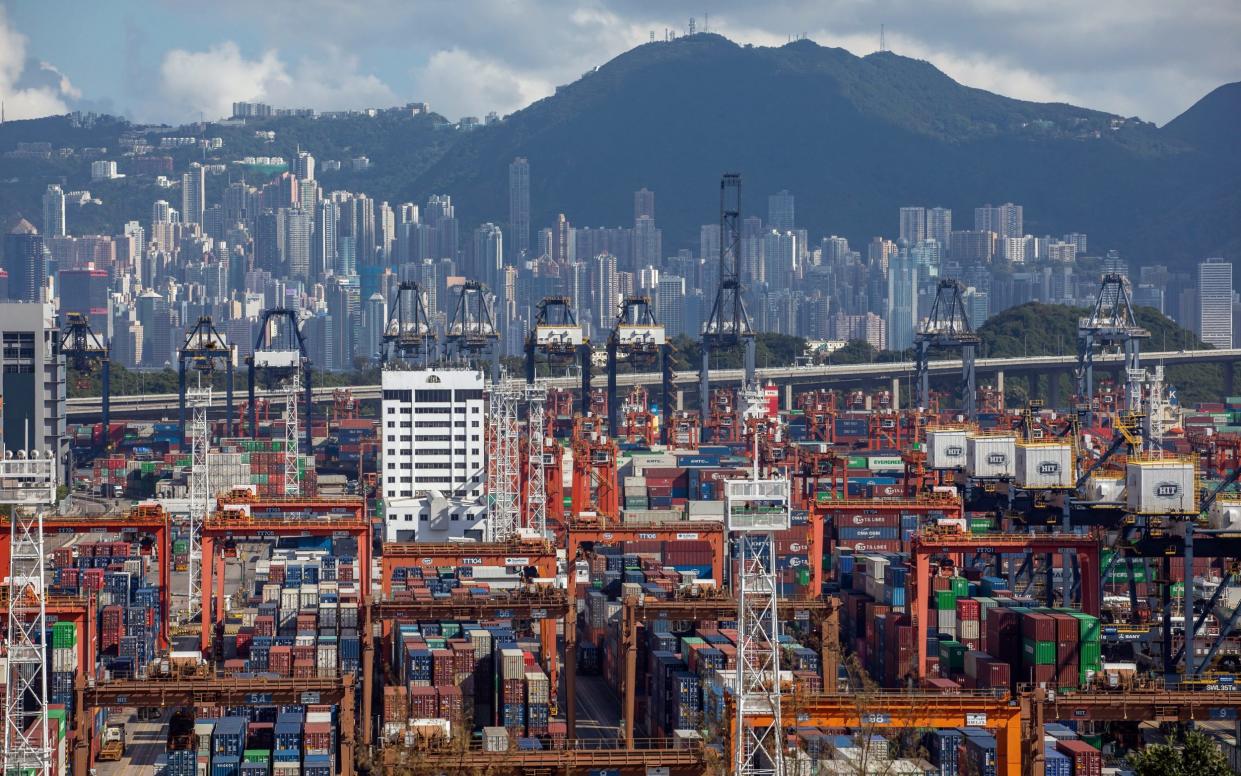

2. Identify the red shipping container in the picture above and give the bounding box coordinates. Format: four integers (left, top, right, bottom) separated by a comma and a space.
1021, 612, 1056, 641
269, 646, 292, 676
1050, 612, 1079, 641
1027, 663, 1056, 686
924, 677, 960, 692
383, 687, 408, 723
292, 658, 315, 679
1056, 740, 1102, 776
986, 608, 1020, 663
833, 512, 901, 527
956, 598, 981, 621
436, 685, 463, 721
304, 722, 332, 751
409, 686, 437, 717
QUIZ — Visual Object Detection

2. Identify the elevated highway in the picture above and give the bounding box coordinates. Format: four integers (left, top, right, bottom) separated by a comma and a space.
67, 348, 1241, 419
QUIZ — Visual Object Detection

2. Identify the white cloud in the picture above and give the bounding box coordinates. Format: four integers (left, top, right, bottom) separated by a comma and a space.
157, 41, 397, 122
0, 6, 76, 120
414, 49, 554, 120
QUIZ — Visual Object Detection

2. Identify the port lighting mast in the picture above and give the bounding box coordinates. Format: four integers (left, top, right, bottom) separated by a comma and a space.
1077, 273, 1149, 424
1, 446, 58, 776
525, 382, 549, 538
914, 278, 980, 419
702, 174, 756, 412
486, 380, 523, 542
184, 384, 210, 625
728, 387, 788, 776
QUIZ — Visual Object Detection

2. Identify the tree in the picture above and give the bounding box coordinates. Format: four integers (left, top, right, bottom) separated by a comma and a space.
1128, 729, 1233, 776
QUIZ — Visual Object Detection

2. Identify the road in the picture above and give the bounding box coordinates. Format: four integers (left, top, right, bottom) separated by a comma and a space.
94, 708, 169, 776
574, 675, 622, 741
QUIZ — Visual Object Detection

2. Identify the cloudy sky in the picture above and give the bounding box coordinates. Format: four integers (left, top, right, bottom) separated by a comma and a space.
2, 0, 1238, 126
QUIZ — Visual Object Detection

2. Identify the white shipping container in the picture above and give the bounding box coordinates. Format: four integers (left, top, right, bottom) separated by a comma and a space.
926, 429, 968, 470
317, 644, 338, 669
1126, 459, 1196, 515
959, 620, 980, 640
280, 588, 299, 611
500, 648, 525, 679
966, 435, 1016, 479
1015, 443, 1074, 489
1209, 498, 1241, 530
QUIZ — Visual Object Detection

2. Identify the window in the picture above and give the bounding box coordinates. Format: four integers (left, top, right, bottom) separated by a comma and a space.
416, 389, 451, 402
401, 435, 411, 442
471, 421, 480, 428
451, 514, 460, 521
454, 421, 465, 427
471, 435, 480, 442
387, 421, 395, 428
383, 389, 412, 402
387, 462, 395, 470
455, 389, 483, 400
401, 476, 412, 483
420, 513, 429, 521
404, 514, 413, 522
400, 421, 412, 428
387, 435, 395, 442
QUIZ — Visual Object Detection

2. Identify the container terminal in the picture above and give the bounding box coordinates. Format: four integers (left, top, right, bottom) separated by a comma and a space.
5, 206, 1241, 776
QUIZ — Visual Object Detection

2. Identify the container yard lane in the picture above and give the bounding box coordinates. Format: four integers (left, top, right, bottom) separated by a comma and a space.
573, 675, 622, 740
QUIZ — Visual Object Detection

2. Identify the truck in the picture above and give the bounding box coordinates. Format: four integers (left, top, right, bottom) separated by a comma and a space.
97, 714, 127, 761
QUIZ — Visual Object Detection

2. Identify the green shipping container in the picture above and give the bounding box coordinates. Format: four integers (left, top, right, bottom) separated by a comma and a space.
951, 577, 970, 597
968, 517, 995, 532
1079, 640, 1102, 670
51, 621, 76, 648
847, 456, 868, 469
938, 640, 966, 672
243, 750, 271, 764
1022, 638, 1056, 665
935, 590, 958, 610
1071, 612, 1101, 643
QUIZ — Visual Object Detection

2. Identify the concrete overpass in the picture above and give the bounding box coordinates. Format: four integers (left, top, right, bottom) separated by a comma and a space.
66, 348, 1241, 420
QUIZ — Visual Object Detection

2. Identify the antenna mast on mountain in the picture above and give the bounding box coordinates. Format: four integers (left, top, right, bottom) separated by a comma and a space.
880, 24, 886, 52
704, 12, 709, 32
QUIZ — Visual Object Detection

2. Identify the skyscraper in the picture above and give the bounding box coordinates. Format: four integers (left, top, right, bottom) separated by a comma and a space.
182, 162, 206, 225
1199, 258, 1234, 348
508, 157, 530, 260
634, 188, 655, 222
594, 252, 619, 332
3, 219, 45, 302
899, 207, 926, 245
975, 203, 1023, 238
283, 207, 313, 281
656, 274, 686, 337
295, 151, 315, 181
473, 223, 504, 294
42, 184, 66, 237
634, 215, 661, 268
768, 190, 795, 233
926, 207, 953, 246
886, 253, 918, 351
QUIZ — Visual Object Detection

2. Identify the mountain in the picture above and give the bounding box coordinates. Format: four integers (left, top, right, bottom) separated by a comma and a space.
402, 34, 1239, 268
0, 34, 1237, 269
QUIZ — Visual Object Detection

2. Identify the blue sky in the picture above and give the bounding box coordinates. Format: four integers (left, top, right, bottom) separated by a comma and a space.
2, 0, 1239, 125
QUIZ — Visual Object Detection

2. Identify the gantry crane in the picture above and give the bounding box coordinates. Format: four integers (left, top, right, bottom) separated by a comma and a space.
525, 296, 591, 410
1078, 273, 1149, 423
618, 595, 840, 747
908, 530, 1103, 677
59, 312, 110, 457
605, 296, 672, 439
380, 538, 556, 595
446, 279, 499, 376
177, 316, 235, 442
797, 389, 838, 443
569, 416, 619, 522
247, 307, 313, 455
74, 675, 358, 776
915, 279, 980, 419
701, 173, 757, 411
380, 280, 436, 366
618, 386, 658, 447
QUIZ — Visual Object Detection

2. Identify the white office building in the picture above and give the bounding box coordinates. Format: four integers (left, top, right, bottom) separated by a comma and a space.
1199, 258, 1234, 348
381, 367, 487, 541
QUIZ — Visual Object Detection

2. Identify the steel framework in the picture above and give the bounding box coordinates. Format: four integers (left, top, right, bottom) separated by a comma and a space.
380, 280, 436, 366
525, 382, 548, 538
486, 381, 523, 541
282, 369, 300, 497
184, 384, 211, 625
525, 296, 591, 409
0, 450, 57, 776
1077, 273, 1149, 423
701, 174, 756, 412
606, 295, 672, 438
727, 476, 790, 776
59, 312, 110, 456
248, 307, 312, 453
915, 278, 980, 418
447, 280, 499, 374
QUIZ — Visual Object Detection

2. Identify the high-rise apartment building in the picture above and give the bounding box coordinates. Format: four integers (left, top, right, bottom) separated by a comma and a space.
886, 253, 918, 351
926, 207, 953, 246
768, 190, 795, 232
1199, 258, 1234, 348
181, 162, 206, 225
656, 274, 687, 337
473, 223, 504, 301
3, 219, 45, 302
594, 252, 619, 332
295, 151, 315, 181
42, 184, 66, 237
899, 207, 926, 245
0, 302, 65, 460
283, 207, 312, 281
974, 203, 1023, 238
633, 188, 655, 222
508, 157, 530, 260
633, 215, 660, 268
